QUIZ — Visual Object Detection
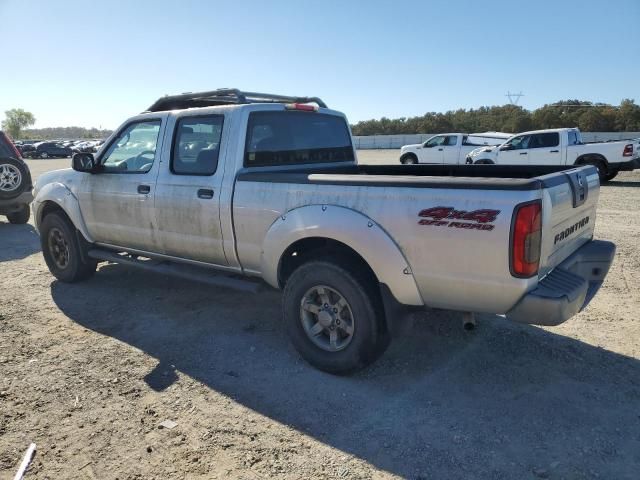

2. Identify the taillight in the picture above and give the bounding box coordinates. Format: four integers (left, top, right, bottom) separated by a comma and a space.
284, 103, 318, 112
622, 144, 633, 157
511, 200, 542, 278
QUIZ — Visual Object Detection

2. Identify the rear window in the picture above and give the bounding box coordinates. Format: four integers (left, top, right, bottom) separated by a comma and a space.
244, 111, 354, 167
531, 132, 560, 148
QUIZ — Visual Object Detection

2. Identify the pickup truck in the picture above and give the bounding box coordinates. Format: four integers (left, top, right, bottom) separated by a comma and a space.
466, 128, 639, 182
32, 89, 616, 374
399, 132, 511, 165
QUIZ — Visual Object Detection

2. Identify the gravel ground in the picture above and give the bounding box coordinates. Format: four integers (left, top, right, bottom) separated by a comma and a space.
0, 155, 639, 479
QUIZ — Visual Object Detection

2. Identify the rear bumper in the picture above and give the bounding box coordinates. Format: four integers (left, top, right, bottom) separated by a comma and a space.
0, 191, 33, 214
612, 157, 640, 172
506, 240, 615, 326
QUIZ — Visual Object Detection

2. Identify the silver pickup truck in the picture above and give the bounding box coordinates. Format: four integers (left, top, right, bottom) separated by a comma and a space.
32, 89, 616, 373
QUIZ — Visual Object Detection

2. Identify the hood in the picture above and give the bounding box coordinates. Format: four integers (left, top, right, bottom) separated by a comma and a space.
401, 143, 422, 152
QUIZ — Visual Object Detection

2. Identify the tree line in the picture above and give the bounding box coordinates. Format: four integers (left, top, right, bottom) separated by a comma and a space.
20, 126, 114, 140
350, 99, 640, 136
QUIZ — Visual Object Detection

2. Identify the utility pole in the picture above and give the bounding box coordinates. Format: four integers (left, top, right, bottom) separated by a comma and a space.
506, 91, 524, 105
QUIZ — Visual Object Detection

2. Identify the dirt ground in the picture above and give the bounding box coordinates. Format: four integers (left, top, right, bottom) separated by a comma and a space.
1, 154, 639, 479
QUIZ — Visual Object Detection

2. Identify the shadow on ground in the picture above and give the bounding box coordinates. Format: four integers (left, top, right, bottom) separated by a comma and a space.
0, 221, 40, 261
606, 180, 640, 188
51, 264, 640, 479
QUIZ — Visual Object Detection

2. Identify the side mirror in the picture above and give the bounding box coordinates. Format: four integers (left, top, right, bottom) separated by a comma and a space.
72, 153, 98, 172
499, 144, 513, 151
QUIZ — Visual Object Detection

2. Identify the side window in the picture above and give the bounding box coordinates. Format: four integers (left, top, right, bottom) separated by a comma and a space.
508, 135, 531, 150
445, 135, 458, 146
244, 111, 354, 167
101, 120, 161, 173
425, 136, 445, 147
568, 131, 578, 146
171, 115, 224, 175
530, 132, 559, 148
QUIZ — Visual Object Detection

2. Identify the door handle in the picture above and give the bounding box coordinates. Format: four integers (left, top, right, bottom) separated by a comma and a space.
197, 188, 214, 199
137, 184, 151, 194
550, 150, 559, 153
519, 152, 528, 155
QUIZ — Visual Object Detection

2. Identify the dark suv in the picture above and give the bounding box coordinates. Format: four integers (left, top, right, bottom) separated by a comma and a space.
0, 131, 33, 224
33, 142, 72, 159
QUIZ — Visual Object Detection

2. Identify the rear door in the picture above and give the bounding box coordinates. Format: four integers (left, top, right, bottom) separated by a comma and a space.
153, 112, 228, 265
528, 132, 562, 165
441, 135, 461, 164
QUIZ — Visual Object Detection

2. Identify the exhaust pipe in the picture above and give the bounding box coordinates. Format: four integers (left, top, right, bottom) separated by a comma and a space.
462, 312, 476, 331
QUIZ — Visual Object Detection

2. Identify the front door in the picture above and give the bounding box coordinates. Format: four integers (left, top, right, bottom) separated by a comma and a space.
153, 113, 228, 265
496, 134, 532, 165
77, 117, 165, 251
420, 135, 446, 163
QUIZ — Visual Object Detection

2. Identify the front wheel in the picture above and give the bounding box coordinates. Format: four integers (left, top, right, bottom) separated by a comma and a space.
40, 212, 97, 282
7, 204, 30, 224
400, 154, 417, 165
283, 260, 389, 374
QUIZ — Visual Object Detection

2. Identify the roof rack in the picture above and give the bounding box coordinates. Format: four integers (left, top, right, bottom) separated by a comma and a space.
145, 88, 327, 112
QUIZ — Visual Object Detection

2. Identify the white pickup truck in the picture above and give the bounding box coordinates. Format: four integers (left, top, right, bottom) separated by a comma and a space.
399, 132, 511, 165
32, 89, 615, 373
466, 128, 640, 182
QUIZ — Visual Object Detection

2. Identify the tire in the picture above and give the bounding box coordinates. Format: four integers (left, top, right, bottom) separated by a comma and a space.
40, 212, 97, 282
0, 157, 29, 200
585, 160, 607, 183
283, 259, 389, 374
604, 171, 618, 182
400, 154, 417, 165
7, 204, 30, 224
40, 151, 49, 159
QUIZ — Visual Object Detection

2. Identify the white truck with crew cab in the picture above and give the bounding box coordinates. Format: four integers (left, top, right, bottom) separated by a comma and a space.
400, 132, 511, 165
33, 89, 616, 373
466, 128, 639, 182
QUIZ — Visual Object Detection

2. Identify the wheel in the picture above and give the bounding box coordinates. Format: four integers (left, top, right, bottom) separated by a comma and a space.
0, 157, 29, 200
604, 171, 618, 182
7, 204, 30, 224
40, 212, 97, 282
400, 154, 417, 165
283, 260, 389, 374
40, 151, 49, 159
586, 161, 607, 183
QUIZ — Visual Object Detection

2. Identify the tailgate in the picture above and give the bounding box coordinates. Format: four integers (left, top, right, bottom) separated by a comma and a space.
537, 166, 600, 278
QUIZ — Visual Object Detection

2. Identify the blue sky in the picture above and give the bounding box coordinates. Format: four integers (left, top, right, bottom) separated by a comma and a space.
1, 0, 638, 129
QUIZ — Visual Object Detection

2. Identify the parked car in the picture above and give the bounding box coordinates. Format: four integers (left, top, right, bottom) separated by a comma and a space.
17, 143, 36, 157
466, 128, 640, 182
33, 142, 72, 159
0, 131, 32, 224
32, 89, 615, 373
400, 132, 512, 164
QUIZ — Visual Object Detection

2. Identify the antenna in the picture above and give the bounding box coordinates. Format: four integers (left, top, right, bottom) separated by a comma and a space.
506, 91, 524, 105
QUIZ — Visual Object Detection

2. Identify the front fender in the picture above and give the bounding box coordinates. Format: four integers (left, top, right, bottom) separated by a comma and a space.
260, 205, 424, 306
33, 182, 93, 242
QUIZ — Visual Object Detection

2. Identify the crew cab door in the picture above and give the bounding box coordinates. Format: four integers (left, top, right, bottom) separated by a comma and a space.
76, 117, 165, 251
153, 113, 228, 265
441, 135, 461, 164
527, 132, 562, 165
496, 134, 532, 164
420, 135, 446, 163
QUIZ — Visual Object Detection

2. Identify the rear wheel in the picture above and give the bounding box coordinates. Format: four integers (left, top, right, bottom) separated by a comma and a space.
604, 171, 618, 182
40, 212, 97, 282
583, 160, 607, 183
40, 151, 49, 159
283, 260, 389, 374
7, 204, 30, 224
0, 157, 29, 200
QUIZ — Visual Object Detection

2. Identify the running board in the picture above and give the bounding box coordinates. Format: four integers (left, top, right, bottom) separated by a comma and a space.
87, 248, 262, 293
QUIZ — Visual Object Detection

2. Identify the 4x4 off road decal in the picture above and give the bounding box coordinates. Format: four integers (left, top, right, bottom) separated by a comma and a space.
418, 207, 500, 231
